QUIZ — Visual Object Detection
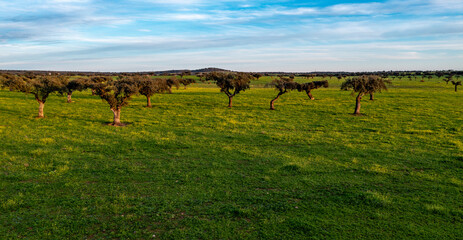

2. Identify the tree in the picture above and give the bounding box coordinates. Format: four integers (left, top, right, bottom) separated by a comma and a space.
135, 76, 169, 107
91, 76, 138, 126
196, 73, 205, 82
299, 80, 328, 100
206, 72, 252, 108
443, 75, 453, 84
179, 70, 191, 79
436, 71, 445, 79
451, 80, 461, 92
166, 77, 180, 94
252, 73, 263, 81
88, 76, 112, 95
368, 76, 391, 100
5, 74, 66, 118
0, 73, 17, 91
269, 77, 298, 110
341, 75, 389, 115
178, 78, 196, 89
61, 78, 88, 103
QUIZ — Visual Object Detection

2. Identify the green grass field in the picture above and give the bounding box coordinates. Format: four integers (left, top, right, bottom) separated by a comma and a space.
1, 78, 462, 239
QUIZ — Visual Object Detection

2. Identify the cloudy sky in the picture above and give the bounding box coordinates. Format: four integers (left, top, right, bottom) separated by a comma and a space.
0, 0, 462, 72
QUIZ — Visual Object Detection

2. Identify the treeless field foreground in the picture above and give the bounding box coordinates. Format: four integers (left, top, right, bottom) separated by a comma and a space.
0, 77, 462, 239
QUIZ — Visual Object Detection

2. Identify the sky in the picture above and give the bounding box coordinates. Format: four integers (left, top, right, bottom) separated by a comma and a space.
0, 0, 462, 72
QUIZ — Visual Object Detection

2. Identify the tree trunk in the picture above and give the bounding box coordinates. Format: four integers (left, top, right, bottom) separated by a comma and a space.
228, 96, 233, 108
146, 96, 152, 108
38, 101, 45, 118
270, 92, 284, 110
67, 93, 72, 103
456, 85, 459, 92
354, 93, 363, 115
369, 93, 374, 101
168, 87, 172, 94
111, 108, 121, 125
306, 91, 314, 100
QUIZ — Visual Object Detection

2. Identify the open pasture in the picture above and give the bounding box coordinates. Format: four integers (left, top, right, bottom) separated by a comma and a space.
0, 78, 462, 239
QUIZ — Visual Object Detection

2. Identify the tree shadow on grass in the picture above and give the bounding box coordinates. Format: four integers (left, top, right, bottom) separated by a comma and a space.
102, 122, 132, 127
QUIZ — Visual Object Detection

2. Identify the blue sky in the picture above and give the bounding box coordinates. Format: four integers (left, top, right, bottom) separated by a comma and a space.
0, 0, 462, 72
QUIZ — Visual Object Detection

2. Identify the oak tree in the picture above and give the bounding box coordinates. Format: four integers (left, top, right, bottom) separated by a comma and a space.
6, 74, 66, 118
166, 77, 180, 94
61, 78, 88, 103
252, 73, 263, 81
443, 75, 453, 84
206, 72, 252, 108
91, 76, 138, 126
178, 78, 196, 89
135, 76, 170, 107
299, 80, 328, 100
451, 80, 461, 92
269, 77, 299, 110
179, 70, 192, 79
341, 75, 389, 115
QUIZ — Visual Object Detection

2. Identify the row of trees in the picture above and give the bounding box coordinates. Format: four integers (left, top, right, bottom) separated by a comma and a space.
266, 75, 390, 114
2, 69, 461, 82
0, 72, 458, 125
0, 74, 193, 125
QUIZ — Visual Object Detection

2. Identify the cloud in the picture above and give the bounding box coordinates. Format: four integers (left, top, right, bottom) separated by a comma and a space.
166, 13, 210, 20
2, 39, 462, 72
0, 0, 462, 71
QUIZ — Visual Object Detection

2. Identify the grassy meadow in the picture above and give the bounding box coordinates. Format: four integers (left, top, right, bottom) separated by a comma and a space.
0, 77, 462, 239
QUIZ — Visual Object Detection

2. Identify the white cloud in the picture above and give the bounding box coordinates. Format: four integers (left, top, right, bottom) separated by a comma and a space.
1, 0, 462, 71
167, 13, 210, 20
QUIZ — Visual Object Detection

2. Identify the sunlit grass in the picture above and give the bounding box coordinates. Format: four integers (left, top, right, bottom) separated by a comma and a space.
0, 78, 462, 239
